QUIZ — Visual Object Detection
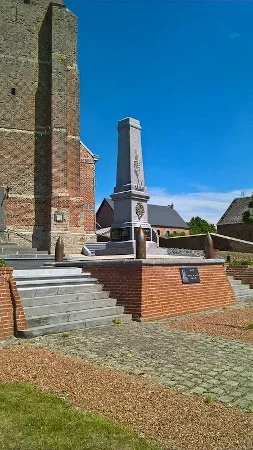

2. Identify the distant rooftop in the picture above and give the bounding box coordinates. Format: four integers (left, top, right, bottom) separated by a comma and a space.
105, 199, 189, 229
218, 196, 253, 226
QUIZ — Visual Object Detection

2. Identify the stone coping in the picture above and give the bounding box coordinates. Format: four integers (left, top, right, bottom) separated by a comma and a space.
53, 258, 225, 268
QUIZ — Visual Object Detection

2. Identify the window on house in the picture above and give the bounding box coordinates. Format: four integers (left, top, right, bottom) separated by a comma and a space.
11, 88, 16, 95
156, 229, 160, 236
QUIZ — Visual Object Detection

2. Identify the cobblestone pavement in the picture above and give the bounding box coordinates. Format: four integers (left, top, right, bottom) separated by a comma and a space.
22, 319, 253, 412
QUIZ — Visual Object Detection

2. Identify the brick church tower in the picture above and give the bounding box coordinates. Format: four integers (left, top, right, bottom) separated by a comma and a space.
0, 0, 97, 253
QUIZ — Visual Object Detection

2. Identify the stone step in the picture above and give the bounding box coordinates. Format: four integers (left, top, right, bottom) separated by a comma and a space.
236, 293, 253, 301
27, 305, 125, 328
22, 291, 111, 307
85, 243, 107, 256
18, 313, 132, 338
5, 258, 55, 270
231, 285, 251, 292
13, 268, 85, 278
24, 298, 117, 317
18, 283, 103, 298
0, 248, 46, 256
15, 267, 132, 336
15, 276, 96, 287
228, 275, 253, 301
86, 243, 107, 248
228, 279, 243, 286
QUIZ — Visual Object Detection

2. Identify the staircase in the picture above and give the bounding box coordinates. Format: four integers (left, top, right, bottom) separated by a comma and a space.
14, 268, 132, 338
85, 242, 107, 256
228, 276, 253, 302
227, 267, 253, 302
0, 242, 53, 269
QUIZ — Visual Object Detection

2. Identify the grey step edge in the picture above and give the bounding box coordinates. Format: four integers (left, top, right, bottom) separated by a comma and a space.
24, 298, 118, 317
27, 305, 125, 327
18, 283, 103, 298
21, 291, 111, 306
15, 277, 96, 286
13, 268, 86, 278
17, 314, 132, 338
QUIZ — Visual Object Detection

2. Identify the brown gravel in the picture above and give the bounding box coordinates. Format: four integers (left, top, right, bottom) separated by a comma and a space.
1, 346, 253, 450
167, 307, 253, 342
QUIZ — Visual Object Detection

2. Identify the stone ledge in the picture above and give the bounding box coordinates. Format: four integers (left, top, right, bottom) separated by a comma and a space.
53, 258, 225, 268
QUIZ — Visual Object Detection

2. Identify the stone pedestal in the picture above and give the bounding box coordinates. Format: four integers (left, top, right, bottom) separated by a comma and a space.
97, 117, 157, 256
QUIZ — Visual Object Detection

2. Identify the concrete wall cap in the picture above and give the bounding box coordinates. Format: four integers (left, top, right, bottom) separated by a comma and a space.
82, 258, 225, 266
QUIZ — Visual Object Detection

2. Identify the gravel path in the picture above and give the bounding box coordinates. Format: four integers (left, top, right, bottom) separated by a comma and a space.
0, 346, 253, 450
167, 306, 253, 343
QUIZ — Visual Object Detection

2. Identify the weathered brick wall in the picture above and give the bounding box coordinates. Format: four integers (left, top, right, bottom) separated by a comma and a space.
0, 0, 96, 253
85, 261, 236, 321
0, 267, 27, 339
80, 144, 96, 236
217, 224, 253, 244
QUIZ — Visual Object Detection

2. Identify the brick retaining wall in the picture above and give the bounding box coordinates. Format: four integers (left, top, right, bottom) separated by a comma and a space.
227, 266, 253, 288
84, 259, 236, 321
0, 268, 27, 339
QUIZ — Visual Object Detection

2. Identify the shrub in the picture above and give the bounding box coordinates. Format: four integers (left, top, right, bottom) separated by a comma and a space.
229, 259, 253, 267
0, 259, 7, 267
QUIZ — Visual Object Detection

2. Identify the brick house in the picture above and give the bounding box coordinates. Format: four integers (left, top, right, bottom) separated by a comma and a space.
96, 198, 189, 237
0, 0, 97, 253
217, 196, 253, 242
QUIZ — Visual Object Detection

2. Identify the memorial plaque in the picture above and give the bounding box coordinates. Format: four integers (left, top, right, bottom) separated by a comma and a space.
180, 267, 200, 284
121, 227, 131, 241
111, 227, 131, 241
111, 228, 121, 241
143, 228, 151, 241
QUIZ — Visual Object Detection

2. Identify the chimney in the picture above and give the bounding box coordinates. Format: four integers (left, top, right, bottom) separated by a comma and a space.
169, 203, 174, 209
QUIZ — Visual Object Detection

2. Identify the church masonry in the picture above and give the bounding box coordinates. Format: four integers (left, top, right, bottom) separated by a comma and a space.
0, 0, 97, 253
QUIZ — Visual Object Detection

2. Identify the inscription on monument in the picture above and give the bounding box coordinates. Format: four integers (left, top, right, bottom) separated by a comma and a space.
111, 227, 131, 241
180, 267, 200, 284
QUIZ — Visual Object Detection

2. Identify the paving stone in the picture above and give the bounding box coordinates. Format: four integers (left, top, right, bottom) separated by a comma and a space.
20, 319, 253, 411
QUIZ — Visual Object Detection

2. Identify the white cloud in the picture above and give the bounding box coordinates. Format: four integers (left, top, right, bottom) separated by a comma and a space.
229, 32, 240, 40
148, 187, 253, 225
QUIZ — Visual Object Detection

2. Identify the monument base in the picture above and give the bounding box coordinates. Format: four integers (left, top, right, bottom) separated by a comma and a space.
82, 258, 236, 321
95, 241, 160, 256
95, 240, 164, 256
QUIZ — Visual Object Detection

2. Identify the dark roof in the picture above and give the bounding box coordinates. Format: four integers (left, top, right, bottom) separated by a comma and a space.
104, 199, 189, 229
217, 197, 253, 226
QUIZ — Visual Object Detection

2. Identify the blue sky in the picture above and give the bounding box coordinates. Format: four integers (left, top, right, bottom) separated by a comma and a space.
66, 0, 253, 224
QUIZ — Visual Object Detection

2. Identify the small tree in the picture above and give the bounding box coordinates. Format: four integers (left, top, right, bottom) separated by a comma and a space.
187, 216, 217, 235
242, 194, 253, 224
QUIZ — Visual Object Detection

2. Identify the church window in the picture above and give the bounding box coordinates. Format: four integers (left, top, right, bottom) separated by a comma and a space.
11, 88, 16, 95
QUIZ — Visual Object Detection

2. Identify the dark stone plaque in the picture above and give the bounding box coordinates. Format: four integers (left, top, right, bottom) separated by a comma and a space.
111, 228, 122, 241
121, 227, 131, 241
111, 227, 131, 241
180, 267, 200, 284
134, 227, 151, 241
143, 228, 151, 241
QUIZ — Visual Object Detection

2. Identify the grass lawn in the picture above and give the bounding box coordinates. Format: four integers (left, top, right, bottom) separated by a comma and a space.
0, 382, 161, 450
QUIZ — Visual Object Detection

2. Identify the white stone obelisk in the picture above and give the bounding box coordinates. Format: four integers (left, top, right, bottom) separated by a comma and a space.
101, 117, 156, 255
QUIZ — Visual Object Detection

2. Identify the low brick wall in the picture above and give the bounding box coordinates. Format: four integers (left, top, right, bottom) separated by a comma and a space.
227, 266, 253, 287
84, 259, 236, 321
0, 268, 27, 339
